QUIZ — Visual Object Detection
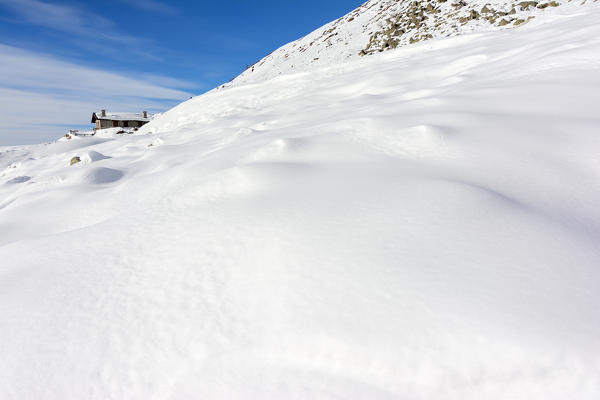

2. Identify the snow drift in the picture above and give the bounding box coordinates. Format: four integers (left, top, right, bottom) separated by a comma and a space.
1, 2, 600, 399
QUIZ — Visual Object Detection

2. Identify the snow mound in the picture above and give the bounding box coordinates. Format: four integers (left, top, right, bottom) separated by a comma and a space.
81, 167, 124, 184
80, 150, 111, 163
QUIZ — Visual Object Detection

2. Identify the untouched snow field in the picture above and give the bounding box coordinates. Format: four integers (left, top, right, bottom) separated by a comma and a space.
2, 5, 600, 399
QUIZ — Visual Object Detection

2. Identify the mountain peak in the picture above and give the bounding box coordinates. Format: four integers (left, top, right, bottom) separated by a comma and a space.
231, 0, 578, 85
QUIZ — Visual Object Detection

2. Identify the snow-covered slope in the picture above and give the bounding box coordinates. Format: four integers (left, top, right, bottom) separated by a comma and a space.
1, 3, 600, 400
233, 0, 589, 84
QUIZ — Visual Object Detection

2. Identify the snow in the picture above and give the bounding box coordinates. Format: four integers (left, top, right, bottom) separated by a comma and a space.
92, 111, 152, 122
58, 127, 141, 142
1, 2, 600, 399
232, 0, 593, 85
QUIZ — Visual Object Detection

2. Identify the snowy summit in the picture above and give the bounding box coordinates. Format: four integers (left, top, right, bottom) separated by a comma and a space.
1, 1, 600, 399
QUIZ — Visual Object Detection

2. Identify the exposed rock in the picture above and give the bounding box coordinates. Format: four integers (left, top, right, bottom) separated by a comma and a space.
518, 1, 539, 10
252, 0, 570, 75
459, 9, 480, 23
70, 157, 81, 166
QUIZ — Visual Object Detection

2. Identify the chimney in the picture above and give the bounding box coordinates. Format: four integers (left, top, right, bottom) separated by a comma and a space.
101, 109, 106, 117
142, 111, 148, 118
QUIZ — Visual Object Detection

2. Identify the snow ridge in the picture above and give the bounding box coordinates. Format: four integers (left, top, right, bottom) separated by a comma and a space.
232, 0, 593, 85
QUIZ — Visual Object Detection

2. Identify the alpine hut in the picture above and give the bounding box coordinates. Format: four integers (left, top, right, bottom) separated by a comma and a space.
91, 110, 152, 130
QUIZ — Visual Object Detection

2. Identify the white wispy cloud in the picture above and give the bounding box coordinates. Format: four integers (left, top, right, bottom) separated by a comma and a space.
0, 0, 145, 45
0, 0, 95, 30
0, 44, 192, 99
0, 44, 197, 145
113, 0, 177, 15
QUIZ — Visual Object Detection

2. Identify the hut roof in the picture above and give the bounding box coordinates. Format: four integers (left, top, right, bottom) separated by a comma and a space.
91, 111, 152, 123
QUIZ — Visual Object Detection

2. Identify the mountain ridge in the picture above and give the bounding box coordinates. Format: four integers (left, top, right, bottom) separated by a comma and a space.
230, 0, 591, 85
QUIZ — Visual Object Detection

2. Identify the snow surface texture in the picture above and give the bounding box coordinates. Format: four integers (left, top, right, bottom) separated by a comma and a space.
233, 0, 594, 84
2, 3, 600, 400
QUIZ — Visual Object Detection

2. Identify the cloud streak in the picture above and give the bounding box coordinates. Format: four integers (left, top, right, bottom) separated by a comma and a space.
0, 44, 196, 145
0, 44, 192, 99
0, 0, 145, 45
113, 0, 177, 15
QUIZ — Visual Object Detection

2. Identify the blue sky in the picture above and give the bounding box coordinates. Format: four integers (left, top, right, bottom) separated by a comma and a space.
0, 0, 362, 145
